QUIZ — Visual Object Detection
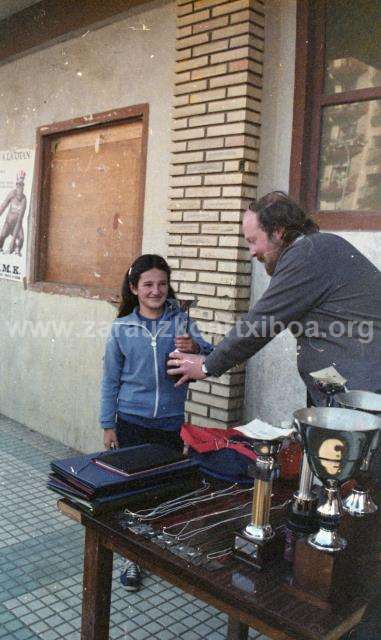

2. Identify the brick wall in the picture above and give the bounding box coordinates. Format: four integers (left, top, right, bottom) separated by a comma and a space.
168, 0, 265, 427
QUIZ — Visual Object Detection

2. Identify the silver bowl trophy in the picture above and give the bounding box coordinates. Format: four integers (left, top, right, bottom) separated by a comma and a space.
229, 390, 381, 604
290, 406, 381, 605
294, 407, 380, 552
232, 420, 293, 570
337, 390, 381, 516
288, 368, 347, 537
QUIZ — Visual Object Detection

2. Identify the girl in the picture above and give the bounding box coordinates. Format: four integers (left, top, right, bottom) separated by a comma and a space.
99, 254, 212, 590
100, 253, 212, 450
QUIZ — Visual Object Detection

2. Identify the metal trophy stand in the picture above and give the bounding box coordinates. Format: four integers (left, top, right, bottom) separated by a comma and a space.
336, 390, 381, 516
232, 428, 289, 570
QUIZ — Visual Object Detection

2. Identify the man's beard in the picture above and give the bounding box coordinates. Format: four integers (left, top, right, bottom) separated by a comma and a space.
259, 244, 284, 276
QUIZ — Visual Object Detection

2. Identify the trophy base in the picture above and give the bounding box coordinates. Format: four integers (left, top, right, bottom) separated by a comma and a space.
284, 494, 319, 562
343, 488, 378, 517
288, 490, 319, 531
308, 527, 347, 553
287, 503, 319, 533
289, 537, 352, 608
234, 531, 284, 571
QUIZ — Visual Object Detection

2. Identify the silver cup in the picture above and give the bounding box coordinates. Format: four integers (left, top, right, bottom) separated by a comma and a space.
336, 390, 381, 516
294, 407, 381, 552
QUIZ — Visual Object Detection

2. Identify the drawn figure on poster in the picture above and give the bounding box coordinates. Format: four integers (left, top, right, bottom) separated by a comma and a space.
0, 170, 27, 256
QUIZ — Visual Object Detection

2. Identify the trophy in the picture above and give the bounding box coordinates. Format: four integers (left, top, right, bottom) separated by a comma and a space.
294, 407, 380, 552
288, 449, 318, 535
336, 390, 381, 516
289, 369, 347, 537
232, 420, 293, 570
310, 366, 347, 407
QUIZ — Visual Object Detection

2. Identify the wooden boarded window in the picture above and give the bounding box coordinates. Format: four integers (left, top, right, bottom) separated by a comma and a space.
30, 104, 148, 298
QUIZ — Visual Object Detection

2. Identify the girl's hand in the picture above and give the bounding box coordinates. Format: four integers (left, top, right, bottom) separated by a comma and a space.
175, 334, 200, 354
103, 428, 119, 449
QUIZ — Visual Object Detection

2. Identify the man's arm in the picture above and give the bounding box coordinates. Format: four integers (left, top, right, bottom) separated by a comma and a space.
204, 236, 331, 377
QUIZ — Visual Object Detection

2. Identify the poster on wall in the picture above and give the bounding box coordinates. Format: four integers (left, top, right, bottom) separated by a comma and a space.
0, 148, 35, 282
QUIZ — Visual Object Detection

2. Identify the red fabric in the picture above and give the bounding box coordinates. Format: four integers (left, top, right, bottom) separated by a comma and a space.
182, 423, 303, 479
181, 423, 257, 462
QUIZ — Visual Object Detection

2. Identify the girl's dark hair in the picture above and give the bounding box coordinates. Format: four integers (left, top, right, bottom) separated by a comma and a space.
248, 191, 319, 245
117, 254, 176, 318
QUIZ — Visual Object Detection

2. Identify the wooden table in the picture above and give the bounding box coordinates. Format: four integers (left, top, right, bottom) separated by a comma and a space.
57, 482, 381, 640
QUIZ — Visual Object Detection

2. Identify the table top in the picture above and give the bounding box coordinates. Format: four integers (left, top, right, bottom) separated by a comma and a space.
59, 479, 381, 640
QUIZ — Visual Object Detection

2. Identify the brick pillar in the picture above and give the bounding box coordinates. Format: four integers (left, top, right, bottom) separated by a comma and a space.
168, 0, 265, 427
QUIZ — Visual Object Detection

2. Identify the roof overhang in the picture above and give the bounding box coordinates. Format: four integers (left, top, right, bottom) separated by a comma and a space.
0, 0, 153, 65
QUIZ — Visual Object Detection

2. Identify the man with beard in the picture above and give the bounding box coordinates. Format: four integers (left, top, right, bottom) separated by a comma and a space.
167, 191, 381, 406
168, 191, 381, 640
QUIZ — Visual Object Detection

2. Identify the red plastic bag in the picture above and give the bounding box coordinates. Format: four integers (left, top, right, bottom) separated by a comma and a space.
181, 423, 257, 461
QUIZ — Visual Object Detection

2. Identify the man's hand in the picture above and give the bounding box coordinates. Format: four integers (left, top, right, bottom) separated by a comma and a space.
175, 333, 200, 354
167, 351, 206, 386
103, 428, 119, 449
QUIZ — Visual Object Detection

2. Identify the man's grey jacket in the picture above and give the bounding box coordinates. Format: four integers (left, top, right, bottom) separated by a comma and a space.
205, 232, 381, 406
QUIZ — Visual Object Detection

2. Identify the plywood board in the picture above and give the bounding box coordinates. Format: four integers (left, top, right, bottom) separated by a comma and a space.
45, 120, 144, 290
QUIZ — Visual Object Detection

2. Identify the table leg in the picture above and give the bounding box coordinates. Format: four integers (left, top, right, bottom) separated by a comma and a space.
81, 526, 113, 640
227, 617, 249, 640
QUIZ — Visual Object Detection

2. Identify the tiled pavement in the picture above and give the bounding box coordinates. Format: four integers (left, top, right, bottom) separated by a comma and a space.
0, 414, 266, 640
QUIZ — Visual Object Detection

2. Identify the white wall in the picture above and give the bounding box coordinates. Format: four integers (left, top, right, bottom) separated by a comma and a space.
0, 0, 176, 451
245, 0, 381, 425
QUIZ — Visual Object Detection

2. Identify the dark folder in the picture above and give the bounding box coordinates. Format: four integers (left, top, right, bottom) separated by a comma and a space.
50, 444, 198, 498
47, 473, 174, 514
94, 444, 184, 475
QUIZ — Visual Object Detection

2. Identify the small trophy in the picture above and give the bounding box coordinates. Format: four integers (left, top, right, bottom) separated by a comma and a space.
288, 449, 318, 535
232, 420, 293, 570
167, 298, 196, 383
337, 390, 381, 516
310, 367, 347, 407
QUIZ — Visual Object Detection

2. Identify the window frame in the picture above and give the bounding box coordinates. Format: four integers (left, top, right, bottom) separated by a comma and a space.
289, 0, 381, 230
29, 103, 149, 299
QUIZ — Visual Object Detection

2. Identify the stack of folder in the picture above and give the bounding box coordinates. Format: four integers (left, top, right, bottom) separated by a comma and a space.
47, 444, 199, 514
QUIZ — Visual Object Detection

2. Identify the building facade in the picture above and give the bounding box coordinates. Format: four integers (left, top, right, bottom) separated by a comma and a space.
0, 0, 379, 451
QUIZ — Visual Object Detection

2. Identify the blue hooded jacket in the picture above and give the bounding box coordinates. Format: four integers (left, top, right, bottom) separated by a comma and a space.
100, 300, 212, 428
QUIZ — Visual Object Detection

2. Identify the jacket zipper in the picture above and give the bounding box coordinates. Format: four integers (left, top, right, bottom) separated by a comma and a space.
124, 321, 167, 418
150, 334, 159, 417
